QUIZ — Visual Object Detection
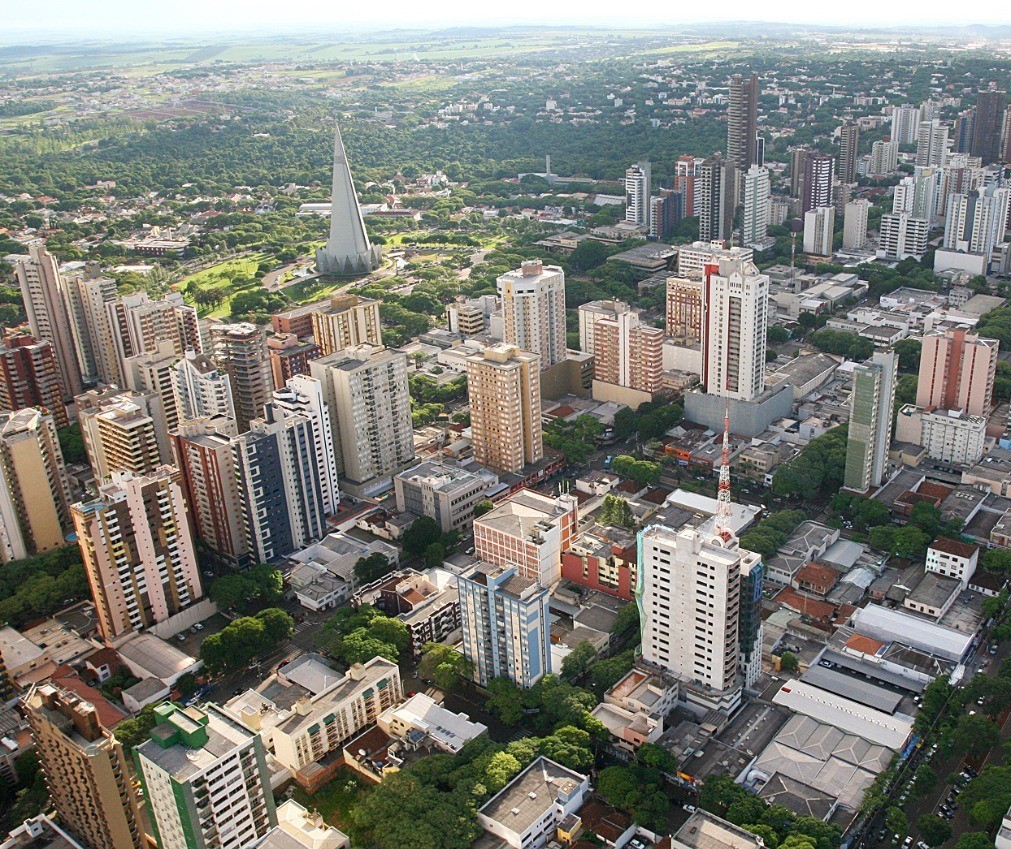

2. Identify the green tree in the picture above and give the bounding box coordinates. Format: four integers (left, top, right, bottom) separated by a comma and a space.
779, 652, 799, 673
952, 714, 1001, 756
424, 542, 446, 568
403, 516, 442, 555
954, 833, 996, 849
485, 677, 526, 725
884, 806, 908, 836
611, 602, 640, 638
917, 814, 952, 847
560, 641, 597, 682
473, 499, 496, 518
419, 643, 473, 690
960, 766, 1011, 828
599, 494, 635, 528
112, 703, 160, 749
569, 240, 613, 272
354, 552, 392, 585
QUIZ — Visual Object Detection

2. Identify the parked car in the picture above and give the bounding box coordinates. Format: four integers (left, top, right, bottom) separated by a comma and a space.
683, 804, 697, 813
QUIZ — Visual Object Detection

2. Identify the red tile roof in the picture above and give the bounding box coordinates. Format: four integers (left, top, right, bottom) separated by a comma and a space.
794, 562, 842, 590
930, 537, 978, 559
50, 666, 127, 729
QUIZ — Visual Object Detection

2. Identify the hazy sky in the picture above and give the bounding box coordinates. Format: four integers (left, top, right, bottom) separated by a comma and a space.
4, 0, 1007, 38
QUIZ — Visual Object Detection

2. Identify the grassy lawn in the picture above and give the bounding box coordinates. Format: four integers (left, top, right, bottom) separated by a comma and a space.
178, 252, 269, 318
282, 277, 351, 304
289, 768, 372, 839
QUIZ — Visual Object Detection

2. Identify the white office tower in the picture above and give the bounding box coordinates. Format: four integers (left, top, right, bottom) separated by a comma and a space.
893, 168, 941, 222
624, 161, 652, 227
269, 375, 340, 515
314, 122, 381, 276
943, 186, 1011, 258
135, 704, 277, 849
891, 103, 921, 145
458, 562, 551, 689
702, 258, 769, 401
741, 165, 770, 248
877, 213, 930, 261
844, 350, 898, 493
62, 262, 120, 385
916, 119, 949, 167
14, 244, 83, 400
638, 523, 761, 715
497, 260, 567, 369
803, 206, 835, 256
843, 199, 870, 250
172, 350, 235, 424
869, 140, 899, 177
939, 153, 986, 215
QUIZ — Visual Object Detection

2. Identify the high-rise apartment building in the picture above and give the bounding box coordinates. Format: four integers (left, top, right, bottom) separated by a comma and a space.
172, 350, 235, 424
0, 334, 69, 428
135, 703, 277, 849
624, 161, 651, 227
235, 406, 329, 563
842, 199, 870, 251
665, 277, 705, 343
458, 562, 551, 688
473, 489, 578, 587
955, 109, 976, 154
62, 262, 120, 385
844, 351, 897, 493
310, 294, 383, 357
916, 119, 950, 168
838, 122, 860, 184
0, 409, 71, 562
891, 103, 921, 145
309, 344, 414, 494
25, 684, 144, 849
877, 213, 929, 261
465, 344, 543, 475
943, 186, 1011, 259
83, 397, 163, 479
586, 302, 663, 395
790, 147, 810, 200
267, 333, 320, 390
123, 340, 180, 441
698, 156, 734, 242
893, 168, 941, 222
649, 189, 684, 241
497, 260, 566, 369
170, 418, 247, 567
802, 206, 835, 257
702, 257, 769, 401
637, 523, 761, 715
1003, 106, 1011, 164
107, 292, 201, 376
72, 467, 202, 640
741, 165, 770, 248
675, 155, 704, 216
916, 328, 998, 416
868, 140, 898, 177
971, 88, 1007, 165
675, 242, 755, 280
14, 244, 82, 401
209, 322, 272, 432
269, 375, 340, 516
802, 152, 834, 213
727, 73, 759, 174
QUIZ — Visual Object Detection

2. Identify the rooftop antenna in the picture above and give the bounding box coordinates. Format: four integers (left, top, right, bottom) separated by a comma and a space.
714, 395, 734, 543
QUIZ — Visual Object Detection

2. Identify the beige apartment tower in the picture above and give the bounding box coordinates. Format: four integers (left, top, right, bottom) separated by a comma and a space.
497, 260, 567, 369
917, 328, 998, 416
309, 344, 415, 493
310, 294, 383, 356
62, 262, 121, 385
209, 322, 272, 432
666, 277, 705, 343
25, 683, 145, 849
590, 306, 663, 395
84, 397, 163, 480
0, 408, 72, 562
466, 343, 543, 475
72, 467, 202, 640
14, 244, 83, 400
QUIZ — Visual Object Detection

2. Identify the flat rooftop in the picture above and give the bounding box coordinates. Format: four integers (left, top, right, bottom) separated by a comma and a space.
479, 756, 585, 835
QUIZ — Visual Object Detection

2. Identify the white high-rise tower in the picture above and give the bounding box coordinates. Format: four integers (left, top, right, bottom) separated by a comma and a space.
315, 122, 382, 276
624, 161, 651, 227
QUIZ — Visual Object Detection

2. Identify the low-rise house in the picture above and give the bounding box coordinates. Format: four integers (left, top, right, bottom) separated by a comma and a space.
792, 562, 841, 597
476, 756, 590, 849
925, 537, 978, 589
377, 692, 487, 754
289, 562, 348, 611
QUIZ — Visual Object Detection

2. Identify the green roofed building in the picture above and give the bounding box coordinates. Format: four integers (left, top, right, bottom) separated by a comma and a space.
134, 703, 276, 849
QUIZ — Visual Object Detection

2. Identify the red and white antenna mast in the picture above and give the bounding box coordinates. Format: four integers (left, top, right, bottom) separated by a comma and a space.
715, 400, 733, 543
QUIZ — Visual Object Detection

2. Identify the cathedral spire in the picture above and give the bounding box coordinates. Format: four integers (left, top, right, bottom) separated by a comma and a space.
315, 121, 382, 277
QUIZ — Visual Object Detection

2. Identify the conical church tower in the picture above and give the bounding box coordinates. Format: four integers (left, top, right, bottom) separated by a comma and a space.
315, 122, 382, 277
